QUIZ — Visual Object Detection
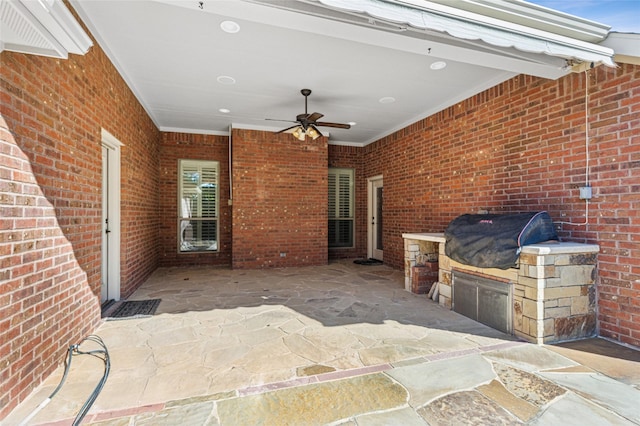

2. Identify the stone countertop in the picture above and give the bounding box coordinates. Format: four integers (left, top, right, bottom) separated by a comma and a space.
402, 233, 445, 243
402, 233, 599, 255
520, 241, 599, 254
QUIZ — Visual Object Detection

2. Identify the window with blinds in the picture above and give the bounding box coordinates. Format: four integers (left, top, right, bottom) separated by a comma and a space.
328, 168, 354, 248
178, 159, 219, 252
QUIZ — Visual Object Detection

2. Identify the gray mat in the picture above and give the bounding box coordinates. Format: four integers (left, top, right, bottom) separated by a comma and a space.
353, 258, 383, 265
104, 299, 161, 320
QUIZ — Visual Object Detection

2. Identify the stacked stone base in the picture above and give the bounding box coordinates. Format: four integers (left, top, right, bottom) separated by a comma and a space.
404, 234, 599, 345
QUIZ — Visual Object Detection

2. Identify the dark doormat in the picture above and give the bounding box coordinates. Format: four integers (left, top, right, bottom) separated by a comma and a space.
104, 299, 161, 320
353, 258, 383, 266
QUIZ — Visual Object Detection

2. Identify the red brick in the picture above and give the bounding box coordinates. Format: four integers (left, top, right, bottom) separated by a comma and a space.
2, 14, 640, 424
329, 64, 640, 350
0, 5, 157, 415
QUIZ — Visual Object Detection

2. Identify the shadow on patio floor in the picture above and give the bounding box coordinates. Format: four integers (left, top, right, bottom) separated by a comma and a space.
5, 260, 639, 425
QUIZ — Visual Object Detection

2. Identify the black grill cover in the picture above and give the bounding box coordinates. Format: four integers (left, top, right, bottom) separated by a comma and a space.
444, 212, 558, 269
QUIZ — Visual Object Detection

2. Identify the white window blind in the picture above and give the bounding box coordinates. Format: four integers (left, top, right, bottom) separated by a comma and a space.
178, 160, 219, 252
328, 168, 354, 248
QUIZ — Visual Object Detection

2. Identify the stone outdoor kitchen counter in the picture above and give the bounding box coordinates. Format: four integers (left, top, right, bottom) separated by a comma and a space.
403, 233, 599, 344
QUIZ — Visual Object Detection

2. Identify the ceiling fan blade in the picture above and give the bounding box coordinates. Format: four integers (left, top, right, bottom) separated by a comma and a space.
315, 122, 351, 129
306, 112, 324, 122
275, 124, 301, 134
268, 90, 347, 136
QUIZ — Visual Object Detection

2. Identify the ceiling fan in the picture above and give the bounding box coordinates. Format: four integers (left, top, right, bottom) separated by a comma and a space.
269, 89, 351, 140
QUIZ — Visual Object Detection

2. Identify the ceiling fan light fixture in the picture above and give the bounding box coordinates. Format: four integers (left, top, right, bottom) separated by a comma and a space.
306, 126, 321, 140
292, 126, 306, 140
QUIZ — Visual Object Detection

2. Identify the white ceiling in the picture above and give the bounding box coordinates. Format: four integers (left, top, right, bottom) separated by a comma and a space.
67, 0, 608, 146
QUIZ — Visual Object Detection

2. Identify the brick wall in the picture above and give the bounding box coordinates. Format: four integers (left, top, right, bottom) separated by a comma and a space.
0, 11, 160, 418
159, 132, 231, 266
1, 20, 638, 422
0, 114, 101, 419
361, 64, 640, 347
231, 129, 328, 268
120, 127, 161, 298
161, 129, 329, 268
328, 145, 366, 259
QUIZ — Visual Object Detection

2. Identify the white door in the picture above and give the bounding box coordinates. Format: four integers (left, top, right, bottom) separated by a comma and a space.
101, 130, 122, 303
101, 145, 109, 302
368, 176, 383, 261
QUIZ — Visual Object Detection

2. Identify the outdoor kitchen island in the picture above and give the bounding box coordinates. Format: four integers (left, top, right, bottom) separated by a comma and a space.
403, 233, 599, 344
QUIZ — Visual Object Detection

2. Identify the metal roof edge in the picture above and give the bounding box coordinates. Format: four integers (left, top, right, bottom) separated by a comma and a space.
600, 32, 640, 63
390, 0, 613, 51
321, 0, 615, 66
428, 0, 611, 42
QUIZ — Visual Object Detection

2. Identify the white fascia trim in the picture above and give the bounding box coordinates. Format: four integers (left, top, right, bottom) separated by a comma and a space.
329, 140, 367, 147
601, 32, 640, 59
319, 0, 614, 66
429, 0, 611, 41
231, 123, 357, 145
159, 127, 229, 136
397, 0, 616, 63
40, 0, 93, 54
228, 123, 282, 133
393, 0, 608, 48
17, 0, 92, 55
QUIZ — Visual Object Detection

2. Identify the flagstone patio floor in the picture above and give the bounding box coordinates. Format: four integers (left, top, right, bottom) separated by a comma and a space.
4, 260, 640, 425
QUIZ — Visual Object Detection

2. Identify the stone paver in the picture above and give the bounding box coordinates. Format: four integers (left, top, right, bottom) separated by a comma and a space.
4, 261, 639, 425
538, 371, 640, 423
134, 402, 217, 426
546, 339, 640, 388
482, 344, 579, 372
386, 354, 496, 407
531, 392, 635, 426
352, 406, 427, 425
477, 380, 538, 422
216, 373, 407, 426
418, 390, 519, 425
492, 363, 566, 407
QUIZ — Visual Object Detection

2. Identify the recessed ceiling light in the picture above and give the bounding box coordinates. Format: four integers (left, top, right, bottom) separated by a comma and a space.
379, 97, 395, 104
220, 20, 240, 33
216, 75, 236, 85
348, 122, 357, 126
430, 61, 447, 70
219, 108, 230, 113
